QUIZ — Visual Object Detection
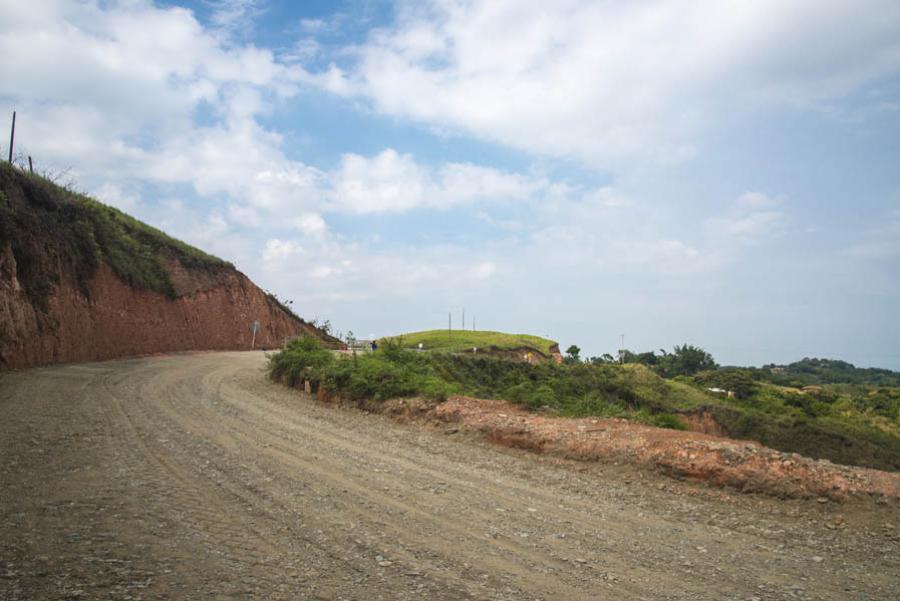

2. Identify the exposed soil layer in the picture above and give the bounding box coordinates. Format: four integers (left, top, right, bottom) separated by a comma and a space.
0, 164, 341, 369
2, 352, 898, 600
0, 254, 335, 369
418, 396, 900, 500
679, 410, 730, 437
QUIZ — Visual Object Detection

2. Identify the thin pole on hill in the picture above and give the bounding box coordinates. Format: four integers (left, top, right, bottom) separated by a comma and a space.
462, 308, 465, 330
250, 320, 260, 349
473, 316, 476, 331
7, 111, 15, 163
448, 312, 452, 340
28, 156, 33, 173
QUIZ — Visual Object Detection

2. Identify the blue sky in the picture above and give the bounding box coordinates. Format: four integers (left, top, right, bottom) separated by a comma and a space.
2, 0, 899, 367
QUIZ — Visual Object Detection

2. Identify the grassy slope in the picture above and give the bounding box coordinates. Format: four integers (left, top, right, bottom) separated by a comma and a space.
1, 163, 229, 305
758, 358, 900, 387
270, 338, 900, 471
384, 329, 558, 356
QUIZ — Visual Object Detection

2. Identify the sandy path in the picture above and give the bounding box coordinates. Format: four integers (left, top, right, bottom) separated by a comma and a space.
1, 351, 897, 600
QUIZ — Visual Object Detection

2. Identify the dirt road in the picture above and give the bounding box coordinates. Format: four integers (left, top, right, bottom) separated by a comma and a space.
1, 352, 897, 600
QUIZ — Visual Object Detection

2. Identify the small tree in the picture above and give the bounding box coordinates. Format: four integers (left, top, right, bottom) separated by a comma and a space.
693, 369, 758, 399
565, 344, 581, 364
657, 344, 717, 377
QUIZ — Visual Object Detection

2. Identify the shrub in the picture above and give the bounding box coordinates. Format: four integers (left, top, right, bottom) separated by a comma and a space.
269, 336, 335, 387
648, 413, 687, 430
692, 369, 759, 400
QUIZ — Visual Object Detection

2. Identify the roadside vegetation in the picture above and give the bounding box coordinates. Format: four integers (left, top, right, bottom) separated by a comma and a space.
269, 336, 900, 471
0, 163, 230, 309
384, 330, 558, 357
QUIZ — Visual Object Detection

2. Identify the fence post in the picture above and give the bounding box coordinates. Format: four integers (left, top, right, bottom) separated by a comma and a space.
7, 111, 14, 163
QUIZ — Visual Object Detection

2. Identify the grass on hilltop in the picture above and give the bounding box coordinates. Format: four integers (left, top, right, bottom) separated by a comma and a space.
0, 162, 230, 308
382, 329, 558, 357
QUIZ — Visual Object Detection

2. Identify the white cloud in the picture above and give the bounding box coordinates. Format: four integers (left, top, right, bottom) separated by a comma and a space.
705, 192, 786, 247
294, 213, 327, 236
0, 0, 304, 191
326, 149, 550, 214
210, 0, 265, 38
470, 262, 497, 280
93, 182, 140, 212
735, 191, 782, 209
312, 0, 900, 166
262, 238, 304, 267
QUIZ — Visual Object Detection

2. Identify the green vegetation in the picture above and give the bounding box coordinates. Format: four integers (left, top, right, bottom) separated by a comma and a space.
757, 357, 900, 387
270, 337, 454, 402
593, 344, 717, 377
687, 371, 899, 470
383, 329, 558, 356
270, 337, 900, 471
0, 163, 230, 308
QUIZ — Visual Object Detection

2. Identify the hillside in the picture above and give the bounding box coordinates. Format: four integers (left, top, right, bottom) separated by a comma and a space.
383, 329, 560, 359
758, 357, 900, 387
270, 338, 900, 471
0, 163, 340, 369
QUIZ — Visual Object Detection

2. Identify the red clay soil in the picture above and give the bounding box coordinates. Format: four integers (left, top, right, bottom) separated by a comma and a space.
0, 248, 338, 369
382, 395, 900, 501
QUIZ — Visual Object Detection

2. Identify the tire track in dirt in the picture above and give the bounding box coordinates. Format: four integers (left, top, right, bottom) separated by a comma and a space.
120, 357, 597, 599
2, 352, 898, 600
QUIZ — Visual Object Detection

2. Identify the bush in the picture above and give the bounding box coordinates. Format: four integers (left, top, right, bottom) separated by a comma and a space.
692, 369, 759, 400
648, 413, 687, 430
268, 336, 335, 387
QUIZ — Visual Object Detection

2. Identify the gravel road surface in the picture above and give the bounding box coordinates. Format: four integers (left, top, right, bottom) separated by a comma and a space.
1, 352, 897, 600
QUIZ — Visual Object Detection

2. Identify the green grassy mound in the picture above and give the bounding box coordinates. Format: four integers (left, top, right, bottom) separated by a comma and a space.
382, 329, 558, 357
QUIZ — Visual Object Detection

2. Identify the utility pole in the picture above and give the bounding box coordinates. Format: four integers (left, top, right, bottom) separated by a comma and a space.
8, 111, 15, 163
28, 156, 33, 174
620, 333, 625, 364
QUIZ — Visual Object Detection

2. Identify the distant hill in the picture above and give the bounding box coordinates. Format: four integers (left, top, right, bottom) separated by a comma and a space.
0, 163, 341, 369
383, 329, 560, 359
759, 358, 900, 387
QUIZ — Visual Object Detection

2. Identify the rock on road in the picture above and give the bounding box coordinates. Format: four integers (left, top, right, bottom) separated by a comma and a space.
1, 352, 897, 600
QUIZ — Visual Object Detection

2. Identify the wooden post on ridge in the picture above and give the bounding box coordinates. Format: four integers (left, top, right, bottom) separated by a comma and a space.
7, 111, 15, 163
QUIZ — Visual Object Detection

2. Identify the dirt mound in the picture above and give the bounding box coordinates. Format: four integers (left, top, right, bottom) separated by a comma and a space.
389, 395, 899, 500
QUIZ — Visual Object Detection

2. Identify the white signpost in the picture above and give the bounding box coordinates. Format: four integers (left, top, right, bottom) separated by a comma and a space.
250, 320, 260, 349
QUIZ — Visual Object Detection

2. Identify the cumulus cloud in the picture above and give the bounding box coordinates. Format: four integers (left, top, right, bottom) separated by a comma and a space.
262, 238, 304, 267
310, 0, 900, 166
0, 0, 305, 189
327, 149, 551, 214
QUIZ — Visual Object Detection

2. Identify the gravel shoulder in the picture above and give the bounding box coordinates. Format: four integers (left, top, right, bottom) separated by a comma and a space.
1, 351, 898, 600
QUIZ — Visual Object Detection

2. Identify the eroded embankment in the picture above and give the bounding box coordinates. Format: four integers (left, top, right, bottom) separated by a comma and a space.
0, 163, 341, 369
0, 259, 321, 369
315, 388, 900, 500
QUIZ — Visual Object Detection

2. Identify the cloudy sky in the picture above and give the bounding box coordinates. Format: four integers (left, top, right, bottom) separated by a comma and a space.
2, 0, 899, 367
